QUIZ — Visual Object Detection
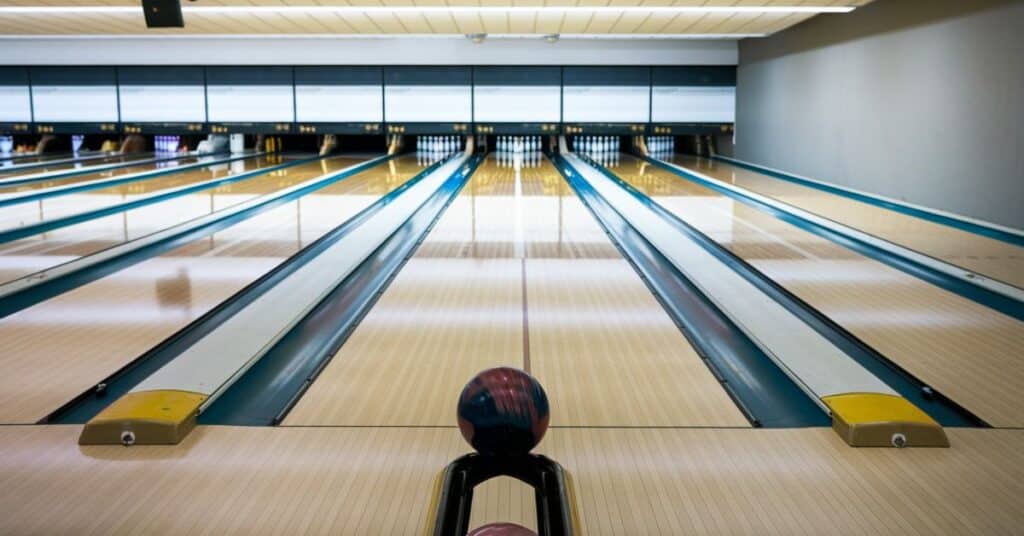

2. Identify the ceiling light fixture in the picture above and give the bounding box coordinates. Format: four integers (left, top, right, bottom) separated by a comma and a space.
0, 5, 857, 15
467, 33, 487, 44
543, 34, 560, 44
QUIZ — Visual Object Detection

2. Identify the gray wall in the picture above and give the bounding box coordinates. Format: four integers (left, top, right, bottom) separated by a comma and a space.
735, 0, 1024, 228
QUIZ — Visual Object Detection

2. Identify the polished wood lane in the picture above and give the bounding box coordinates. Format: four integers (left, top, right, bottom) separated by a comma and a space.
0, 156, 365, 284
0, 155, 285, 229
671, 155, 1024, 289
0, 152, 156, 183
1, 426, 1020, 534
286, 154, 747, 428
0, 156, 424, 423
613, 155, 1024, 427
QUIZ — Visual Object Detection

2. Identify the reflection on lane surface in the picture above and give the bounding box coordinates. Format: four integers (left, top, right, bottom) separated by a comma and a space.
0, 155, 291, 229
607, 152, 1024, 428
668, 154, 1024, 289
0, 152, 161, 182
0, 154, 428, 424
0, 155, 365, 284
285, 151, 747, 435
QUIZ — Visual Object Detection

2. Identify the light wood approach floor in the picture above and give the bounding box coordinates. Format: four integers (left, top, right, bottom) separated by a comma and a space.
0, 153, 155, 184
1, 425, 1021, 535
0, 156, 365, 284
285, 154, 747, 428
609, 155, 1024, 427
0, 155, 423, 424
670, 155, 1024, 289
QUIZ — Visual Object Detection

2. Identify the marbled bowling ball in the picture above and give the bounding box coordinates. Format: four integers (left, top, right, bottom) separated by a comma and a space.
467, 522, 538, 536
457, 367, 550, 456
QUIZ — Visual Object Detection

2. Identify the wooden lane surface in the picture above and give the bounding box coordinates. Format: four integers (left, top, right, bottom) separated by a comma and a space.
0, 156, 425, 424
1, 425, 1022, 534
0, 155, 286, 230
670, 155, 1024, 289
0, 153, 155, 183
611, 155, 1024, 427
0, 155, 209, 196
285, 154, 746, 428
0, 156, 365, 285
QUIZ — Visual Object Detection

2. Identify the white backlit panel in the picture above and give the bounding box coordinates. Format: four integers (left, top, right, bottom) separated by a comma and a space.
474, 86, 560, 123
384, 86, 471, 122
207, 85, 294, 122
563, 86, 649, 122
119, 85, 206, 122
32, 86, 118, 122
0, 86, 32, 122
295, 85, 383, 122
652, 86, 735, 123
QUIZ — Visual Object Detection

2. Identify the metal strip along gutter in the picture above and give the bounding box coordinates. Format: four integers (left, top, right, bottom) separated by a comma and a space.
0, 154, 318, 245
553, 153, 826, 428
0, 151, 119, 170
648, 157, 1024, 322
75, 153, 476, 446
0, 154, 396, 320
0, 152, 264, 208
712, 154, 1024, 248
0, 152, 208, 188
566, 148, 958, 447
202, 153, 485, 426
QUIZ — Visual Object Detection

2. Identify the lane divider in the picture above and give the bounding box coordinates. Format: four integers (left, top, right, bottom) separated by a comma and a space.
0, 154, 395, 319
201, 153, 484, 425
648, 157, 1024, 322
0, 154, 318, 245
77, 153, 473, 445
0, 151, 264, 208
554, 153, 827, 428
566, 150, 950, 447
713, 154, 1024, 247
0, 151, 210, 188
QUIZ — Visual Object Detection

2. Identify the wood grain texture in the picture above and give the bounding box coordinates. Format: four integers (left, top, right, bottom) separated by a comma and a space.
286, 154, 745, 427
612, 155, 1024, 427
0, 426, 1021, 535
0, 156, 422, 424
0, 156, 364, 284
671, 155, 1024, 289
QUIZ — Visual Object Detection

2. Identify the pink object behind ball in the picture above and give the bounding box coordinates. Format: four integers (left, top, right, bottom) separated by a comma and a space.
466, 522, 538, 536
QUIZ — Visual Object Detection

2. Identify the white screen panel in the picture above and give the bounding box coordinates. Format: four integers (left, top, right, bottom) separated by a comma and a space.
32, 86, 118, 122
295, 85, 383, 122
119, 85, 206, 122
563, 86, 649, 123
474, 86, 560, 122
207, 85, 294, 122
652, 86, 735, 123
385, 86, 471, 122
0, 86, 32, 122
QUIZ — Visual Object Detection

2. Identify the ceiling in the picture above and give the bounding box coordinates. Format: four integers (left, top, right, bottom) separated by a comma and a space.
0, 0, 873, 37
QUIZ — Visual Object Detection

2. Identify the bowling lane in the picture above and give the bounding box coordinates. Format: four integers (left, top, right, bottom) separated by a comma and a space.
670, 154, 1024, 289
0, 154, 424, 424
0, 155, 365, 285
0, 152, 158, 182
0, 154, 281, 229
285, 152, 748, 428
608, 153, 1024, 427
0, 153, 212, 195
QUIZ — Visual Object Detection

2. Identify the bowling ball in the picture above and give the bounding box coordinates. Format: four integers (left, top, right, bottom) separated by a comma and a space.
457, 367, 549, 456
467, 522, 538, 536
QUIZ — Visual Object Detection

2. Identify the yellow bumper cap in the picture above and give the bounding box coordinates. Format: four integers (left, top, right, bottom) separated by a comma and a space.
78, 390, 208, 446
823, 393, 949, 448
